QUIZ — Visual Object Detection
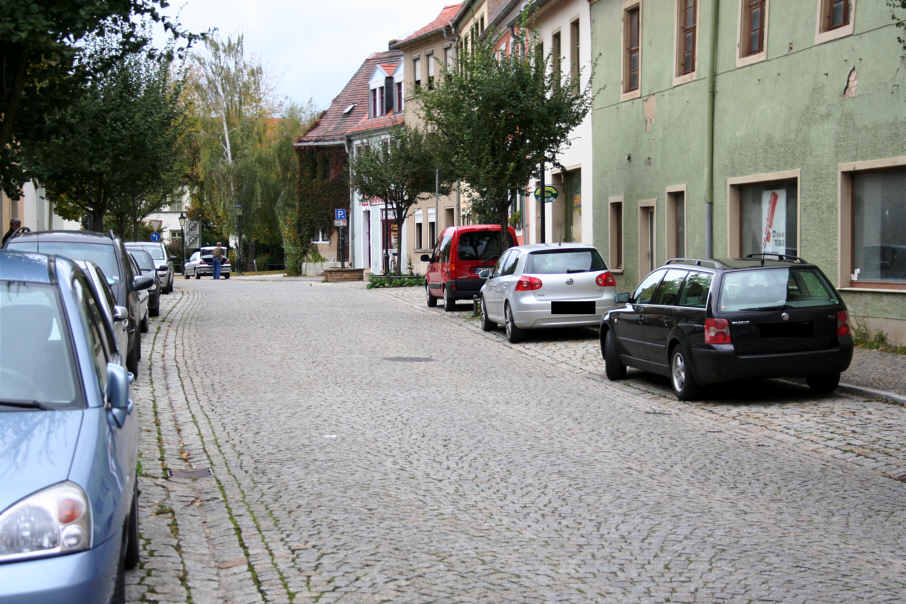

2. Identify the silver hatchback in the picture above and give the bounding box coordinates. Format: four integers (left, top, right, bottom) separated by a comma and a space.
479, 243, 617, 342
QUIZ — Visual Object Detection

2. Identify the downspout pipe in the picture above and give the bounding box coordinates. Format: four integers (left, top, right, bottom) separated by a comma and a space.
345, 136, 355, 267
704, 0, 720, 259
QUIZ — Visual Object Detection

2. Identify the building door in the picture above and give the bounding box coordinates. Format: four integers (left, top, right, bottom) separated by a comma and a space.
363, 210, 371, 270
381, 208, 399, 274
564, 169, 581, 242
639, 204, 655, 274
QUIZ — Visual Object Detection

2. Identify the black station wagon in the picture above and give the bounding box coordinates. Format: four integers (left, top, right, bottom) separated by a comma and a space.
600, 254, 854, 400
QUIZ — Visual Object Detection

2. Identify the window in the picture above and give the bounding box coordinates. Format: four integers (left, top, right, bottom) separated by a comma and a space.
652, 269, 688, 306
534, 41, 543, 69
623, 3, 641, 96
638, 201, 656, 273
378, 86, 385, 115
444, 46, 452, 70
667, 188, 685, 258
396, 82, 403, 112
427, 53, 435, 90
429, 219, 437, 247
677, 271, 712, 308
633, 269, 665, 304
850, 167, 906, 286
371, 89, 377, 118
739, 0, 767, 60
552, 31, 562, 88
413, 57, 421, 90
816, 0, 854, 43
570, 19, 580, 94
677, 0, 697, 77
415, 210, 424, 249
728, 173, 798, 258
609, 198, 624, 270
312, 229, 330, 244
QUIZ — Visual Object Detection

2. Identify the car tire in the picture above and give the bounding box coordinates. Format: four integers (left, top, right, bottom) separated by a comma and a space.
140, 314, 148, 333
504, 303, 524, 343
670, 345, 699, 401
426, 285, 437, 307
223, 273, 230, 279
112, 545, 126, 604
185, 270, 191, 280
126, 338, 139, 378
124, 483, 140, 570
807, 371, 840, 394
150, 297, 160, 317
195, 272, 201, 279
480, 297, 495, 331
603, 328, 627, 380
443, 285, 455, 312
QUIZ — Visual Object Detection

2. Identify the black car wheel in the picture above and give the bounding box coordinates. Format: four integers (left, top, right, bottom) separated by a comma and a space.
443, 285, 455, 312
185, 269, 191, 280
504, 303, 524, 343
124, 482, 140, 570
223, 273, 230, 279
670, 346, 699, 401
480, 297, 495, 331
603, 328, 627, 380
807, 371, 840, 394
140, 314, 148, 333
426, 285, 437, 307
127, 337, 139, 379
150, 294, 160, 317
195, 271, 201, 279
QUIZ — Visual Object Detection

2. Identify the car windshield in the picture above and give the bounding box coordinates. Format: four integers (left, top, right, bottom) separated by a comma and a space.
457, 231, 515, 261
719, 267, 841, 311
130, 251, 155, 271
0, 281, 79, 407
129, 244, 164, 260
7, 241, 119, 285
525, 249, 606, 274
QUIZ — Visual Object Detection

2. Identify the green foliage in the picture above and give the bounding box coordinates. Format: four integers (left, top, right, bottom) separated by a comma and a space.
851, 320, 906, 354
417, 22, 593, 229
891, 0, 906, 52
294, 145, 348, 275
0, 0, 203, 198
350, 125, 451, 272
23, 33, 188, 238
366, 274, 424, 289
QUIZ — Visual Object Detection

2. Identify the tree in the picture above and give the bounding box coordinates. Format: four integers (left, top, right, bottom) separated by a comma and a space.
351, 126, 450, 274
417, 25, 592, 228
891, 0, 906, 51
0, 0, 200, 198
22, 34, 188, 237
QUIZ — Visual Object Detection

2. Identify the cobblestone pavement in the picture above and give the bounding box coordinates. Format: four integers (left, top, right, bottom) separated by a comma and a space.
127, 278, 906, 603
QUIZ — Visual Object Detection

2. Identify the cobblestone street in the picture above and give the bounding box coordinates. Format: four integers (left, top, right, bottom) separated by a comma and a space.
127, 278, 906, 603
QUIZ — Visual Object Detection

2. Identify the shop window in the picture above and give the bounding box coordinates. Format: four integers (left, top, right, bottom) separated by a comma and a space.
622, 2, 641, 98
846, 166, 906, 288
728, 174, 798, 258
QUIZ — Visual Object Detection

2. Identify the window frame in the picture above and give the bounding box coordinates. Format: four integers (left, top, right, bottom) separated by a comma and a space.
673, 0, 699, 86
621, 0, 642, 101
837, 156, 906, 292
815, 0, 854, 44
737, 0, 769, 67
609, 196, 625, 272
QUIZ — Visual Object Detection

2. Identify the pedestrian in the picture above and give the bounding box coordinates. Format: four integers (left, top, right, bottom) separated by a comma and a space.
212, 242, 224, 279
1, 218, 21, 247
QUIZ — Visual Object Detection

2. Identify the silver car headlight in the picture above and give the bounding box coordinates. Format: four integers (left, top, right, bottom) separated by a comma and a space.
0, 481, 92, 563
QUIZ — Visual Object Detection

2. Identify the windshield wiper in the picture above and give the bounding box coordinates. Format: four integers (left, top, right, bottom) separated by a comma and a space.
0, 399, 50, 410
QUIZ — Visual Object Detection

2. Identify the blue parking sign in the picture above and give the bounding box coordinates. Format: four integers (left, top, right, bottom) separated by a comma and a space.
335, 208, 347, 221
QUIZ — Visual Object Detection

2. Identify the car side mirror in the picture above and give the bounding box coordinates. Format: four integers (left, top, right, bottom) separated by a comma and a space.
615, 292, 631, 304
132, 275, 154, 291
420, 254, 431, 262
113, 305, 128, 322
106, 362, 133, 427
478, 269, 491, 279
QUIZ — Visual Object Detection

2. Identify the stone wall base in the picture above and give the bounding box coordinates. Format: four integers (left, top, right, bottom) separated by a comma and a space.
323, 268, 365, 282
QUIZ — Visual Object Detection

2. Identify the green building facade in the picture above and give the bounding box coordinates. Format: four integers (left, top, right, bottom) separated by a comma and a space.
590, 0, 906, 343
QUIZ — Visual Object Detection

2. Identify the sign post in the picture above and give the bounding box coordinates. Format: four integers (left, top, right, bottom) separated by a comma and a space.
334, 208, 348, 267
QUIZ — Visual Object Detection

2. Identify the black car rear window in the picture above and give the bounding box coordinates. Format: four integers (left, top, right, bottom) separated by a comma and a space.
719, 267, 841, 312
130, 250, 155, 271
525, 249, 606, 274
456, 231, 515, 261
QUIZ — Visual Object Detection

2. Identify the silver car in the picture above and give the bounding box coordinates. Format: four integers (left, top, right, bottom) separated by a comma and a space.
479, 243, 617, 342
126, 241, 174, 293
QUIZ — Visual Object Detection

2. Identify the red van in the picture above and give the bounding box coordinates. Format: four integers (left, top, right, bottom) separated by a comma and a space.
421, 224, 517, 311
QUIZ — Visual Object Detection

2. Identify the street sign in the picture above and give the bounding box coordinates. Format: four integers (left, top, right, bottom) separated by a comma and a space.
150, 231, 161, 242
335, 208, 347, 221
334, 219, 348, 227
185, 221, 201, 249
534, 185, 559, 203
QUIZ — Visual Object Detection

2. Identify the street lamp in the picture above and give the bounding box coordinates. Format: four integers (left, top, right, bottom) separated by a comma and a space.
178, 212, 186, 274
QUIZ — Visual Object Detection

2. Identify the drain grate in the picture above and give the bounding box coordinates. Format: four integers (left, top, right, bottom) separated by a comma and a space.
167, 467, 212, 479
383, 356, 435, 363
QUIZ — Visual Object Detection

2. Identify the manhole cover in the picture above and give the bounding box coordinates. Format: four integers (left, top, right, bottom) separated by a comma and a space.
383, 356, 435, 363
168, 467, 212, 479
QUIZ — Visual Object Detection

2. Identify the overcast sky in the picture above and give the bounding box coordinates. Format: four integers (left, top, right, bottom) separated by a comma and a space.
163, 0, 456, 111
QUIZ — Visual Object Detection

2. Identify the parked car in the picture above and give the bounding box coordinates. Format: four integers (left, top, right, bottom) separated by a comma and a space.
422, 224, 517, 311
128, 248, 160, 317
0, 251, 140, 604
74, 260, 129, 366
184, 246, 231, 279
4, 230, 153, 377
479, 243, 617, 343
125, 241, 174, 294
127, 253, 150, 334
600, 254, 854, 400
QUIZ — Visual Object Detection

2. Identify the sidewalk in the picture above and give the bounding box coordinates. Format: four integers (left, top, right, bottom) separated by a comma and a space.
841, 347, 906, 404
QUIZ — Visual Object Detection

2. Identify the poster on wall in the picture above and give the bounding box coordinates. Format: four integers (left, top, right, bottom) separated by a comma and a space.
761, 189, 786, 254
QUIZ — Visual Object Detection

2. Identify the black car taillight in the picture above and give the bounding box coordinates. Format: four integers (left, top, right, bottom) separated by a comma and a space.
705, 318, 731, 344
836, 310, 850, 337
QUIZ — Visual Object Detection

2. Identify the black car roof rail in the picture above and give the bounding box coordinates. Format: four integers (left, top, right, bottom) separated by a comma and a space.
665, 257, 726, 269
744, 252, 807, 265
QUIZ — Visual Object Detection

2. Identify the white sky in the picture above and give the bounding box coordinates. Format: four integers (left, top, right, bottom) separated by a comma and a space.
163, 0, 456, 111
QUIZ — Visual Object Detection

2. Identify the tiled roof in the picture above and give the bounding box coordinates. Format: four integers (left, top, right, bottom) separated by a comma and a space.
346, 113, 404, 136
295, 49, 403, 145
394, 4, 462, 47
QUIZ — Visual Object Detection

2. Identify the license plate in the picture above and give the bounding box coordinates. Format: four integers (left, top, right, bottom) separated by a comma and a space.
551, 301, 596, 314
